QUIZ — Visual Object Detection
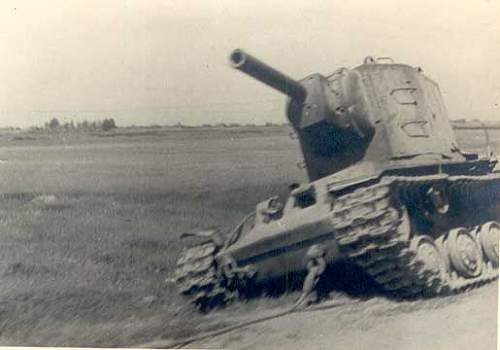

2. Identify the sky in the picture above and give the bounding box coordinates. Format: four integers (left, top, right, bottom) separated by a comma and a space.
0, 0, 499, 127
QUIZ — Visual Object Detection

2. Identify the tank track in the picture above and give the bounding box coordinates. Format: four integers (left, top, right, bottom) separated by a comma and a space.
174, 241, 233, 310
333, 174, 500, 297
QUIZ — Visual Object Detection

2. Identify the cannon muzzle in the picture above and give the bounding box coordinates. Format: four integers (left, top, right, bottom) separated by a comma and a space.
230, 49, 306, 102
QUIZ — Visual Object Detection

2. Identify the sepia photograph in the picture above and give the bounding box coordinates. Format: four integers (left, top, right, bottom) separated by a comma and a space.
0, 0, 498, 349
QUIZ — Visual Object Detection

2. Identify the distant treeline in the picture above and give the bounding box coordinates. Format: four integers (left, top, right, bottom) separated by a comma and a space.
41, 117, 117, 132
2, 118, 498, 133
120, 122, 290, 129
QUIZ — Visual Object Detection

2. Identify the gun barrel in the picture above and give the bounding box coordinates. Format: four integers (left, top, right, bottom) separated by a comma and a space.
230, 49, 306, 101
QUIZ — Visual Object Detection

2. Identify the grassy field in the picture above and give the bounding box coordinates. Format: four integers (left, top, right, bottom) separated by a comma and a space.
0, 126, 498, 346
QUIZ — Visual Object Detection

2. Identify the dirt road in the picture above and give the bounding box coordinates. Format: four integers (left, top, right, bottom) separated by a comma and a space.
178, 283, 498, 349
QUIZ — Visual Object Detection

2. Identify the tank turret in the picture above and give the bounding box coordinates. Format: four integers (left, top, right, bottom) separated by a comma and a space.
230, 49, 465, 181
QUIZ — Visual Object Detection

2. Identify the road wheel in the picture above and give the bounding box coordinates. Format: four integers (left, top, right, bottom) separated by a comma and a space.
478, 222, 499, 268
446, 228, 483, 278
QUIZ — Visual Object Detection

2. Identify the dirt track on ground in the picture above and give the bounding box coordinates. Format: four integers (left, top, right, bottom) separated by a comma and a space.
169, 283, 498, 349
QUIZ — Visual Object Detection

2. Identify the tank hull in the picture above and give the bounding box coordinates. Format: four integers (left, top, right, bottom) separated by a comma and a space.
218, 206, 341, 281
215, 158, 498, 279
175, 169, 500, 308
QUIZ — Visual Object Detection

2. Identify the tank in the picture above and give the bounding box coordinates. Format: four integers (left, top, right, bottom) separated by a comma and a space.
174, 49, 500, 310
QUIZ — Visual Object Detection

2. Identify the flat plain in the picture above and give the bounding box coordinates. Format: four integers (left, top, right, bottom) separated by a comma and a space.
0, 125, 498, 347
